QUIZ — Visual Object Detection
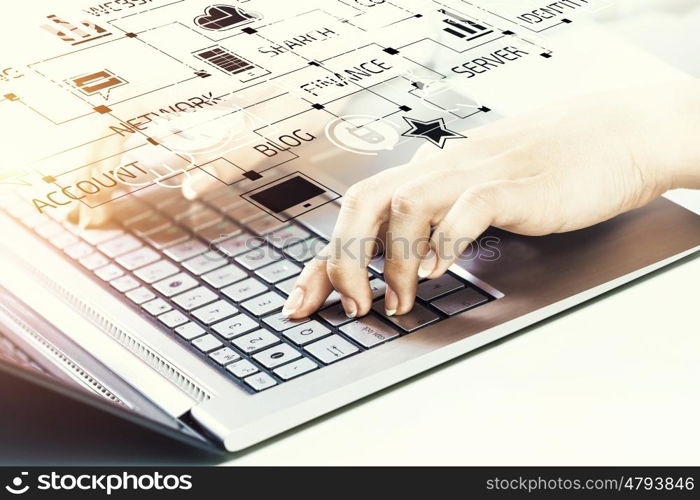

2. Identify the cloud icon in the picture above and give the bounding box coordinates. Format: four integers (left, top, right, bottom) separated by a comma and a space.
194, 4, 262, 31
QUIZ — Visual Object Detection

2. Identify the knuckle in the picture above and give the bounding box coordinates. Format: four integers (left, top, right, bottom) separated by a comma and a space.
390, 186, 421, 216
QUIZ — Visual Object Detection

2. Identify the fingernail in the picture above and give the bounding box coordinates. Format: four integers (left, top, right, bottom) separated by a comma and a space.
282, 287, 304, 317
417, 249, 437, 278
182, 178, 198, 200
340, 294, 357, 318
384, 285, 398, 316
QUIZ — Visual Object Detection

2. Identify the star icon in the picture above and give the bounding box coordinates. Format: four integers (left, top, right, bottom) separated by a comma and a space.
401, 116, 465, 148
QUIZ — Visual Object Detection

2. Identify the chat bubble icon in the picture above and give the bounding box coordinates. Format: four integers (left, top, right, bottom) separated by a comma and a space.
66, 69, 127, 100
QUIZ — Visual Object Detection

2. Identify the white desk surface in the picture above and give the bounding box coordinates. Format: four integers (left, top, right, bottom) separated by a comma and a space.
225, 190, 700, 465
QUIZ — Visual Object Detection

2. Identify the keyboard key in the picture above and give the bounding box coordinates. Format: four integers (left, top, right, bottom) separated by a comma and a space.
208, 191, 243, 212
262, 312, 309, 332
64, 242, 93, 260
318, 303, 354, 327
142, 298, 172, 316
144, 226, 189, 249
244, 372, 277, 391
274, 357, 318, 380
253, 343, 301, 369
212, 314, 259, 339
232, 329, 279, 354
127, 213, 169, 236
116, 247, 159, 270
221, 278, 267, 302
192, 334, 223, 353
77, 226, 125, 245
174, 322, 206, 340
164, 239, 208, 262
197, 220, 240, 243
374, 301, 439, 332
255, 260, 301, 284
202, 264, 247, 288
109, 198, 150, 223
125, 287, 155, 304
304, 335, 359, 364
266, 224, 310, 249
368, 278, 387, 299
49, 231, 78, 249
192, 299, 238, 324
247, 215, 286, 236
158, 310, 188, 328
182, 251, 227, 275
209, 347, 240, 366
227, 359, 259, 378
172, 286, 218, 310
162, 199, 206, 219
216, 232, 263, 257
275, 276, 298, 295
416, 274, 464, 301
35, 221, 63, 239
109, 275, 140, 292
98, 234, 141, 258
94, 264, 124, 281
241, 291, 285, 316
80, 253, 109, 270
153, 272, 199, 297
283, 237, 324, 262
227, 203, 262, 223
431, 288, 488, 315
282, 321, 331, 346
368, 256, 385, 274
134, 260, 178, 284
235, 247, 282, 270
340, 315, 400, 347
179, 208, 222, 231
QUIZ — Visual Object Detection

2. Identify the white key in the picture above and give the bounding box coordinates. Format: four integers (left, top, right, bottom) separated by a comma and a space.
98, 234, 141, 258
79, 227, 124, 245
80, 253, 109, 270
192, 334, 223, 353
247, 215, 286, 236
216, 232, 262, 257
171, 286, 217, 310
274, 357, 318, 380
182, 251, 227, 275
49, 232, 78, 249
255, 260, 301, 284
109, 275, 140, 292
266, 225, 310, 249
174, 322, 205, 340
253, 343, 301, 369
142, 298, 172, 316
134, 260, 178, 284
201, 264, 247, 288
304, 335, 359, 364
226, 359, 258, 378
244, 372, 277, 391
116, 247, 159, 270
241, 291, 285, 316
95, 264, 124, 281
153, 272, 198, 297
125, 287, 155, 304
64, 242, 93, 260
262, 312, 309, 331
164, 239, 208, 262
275, 276, 297, 295
282, 321, 331, 346
283, 238, 324, 262
235, 247, 282, 270
212, 314, 259, 339
191, 299, 238, 324
221, 278, 267, 302
209, 347, 240, 366
35, 221, 64, 238
158, 310, 188, 328
232, 329, 279, 354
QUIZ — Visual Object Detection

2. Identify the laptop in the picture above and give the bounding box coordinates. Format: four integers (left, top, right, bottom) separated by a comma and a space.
1, 1, 699, 453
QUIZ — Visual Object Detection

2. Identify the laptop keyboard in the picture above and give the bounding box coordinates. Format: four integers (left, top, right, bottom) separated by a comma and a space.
4, 188, 494, 394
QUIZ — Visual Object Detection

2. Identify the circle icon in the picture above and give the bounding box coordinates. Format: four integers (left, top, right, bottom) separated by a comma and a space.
325, 115, 400, 155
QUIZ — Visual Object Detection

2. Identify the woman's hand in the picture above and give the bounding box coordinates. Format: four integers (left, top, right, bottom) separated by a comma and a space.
283, 81, 700, 319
